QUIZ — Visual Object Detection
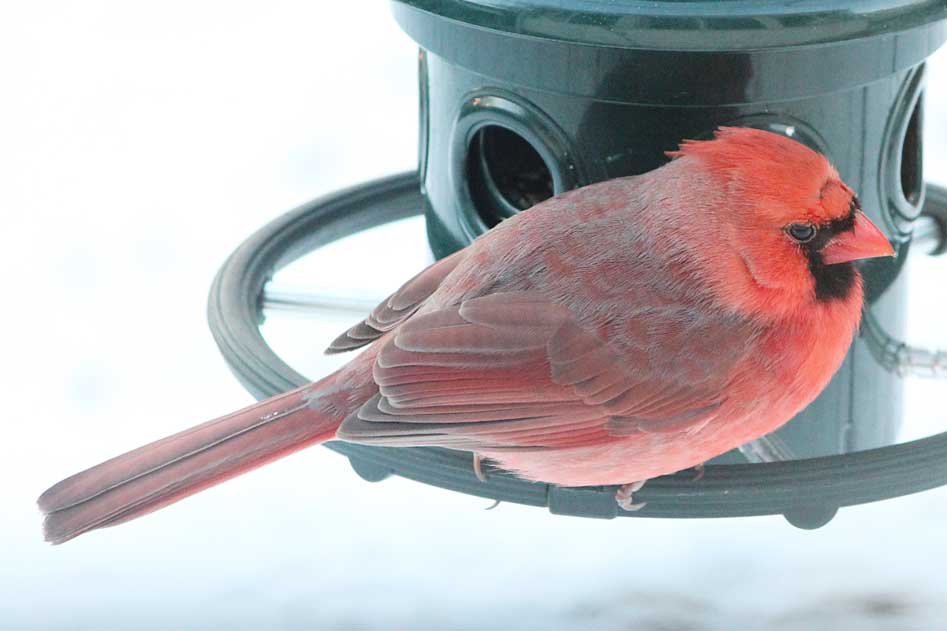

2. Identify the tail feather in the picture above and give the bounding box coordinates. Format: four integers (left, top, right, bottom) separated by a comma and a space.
39, 384, 341, 544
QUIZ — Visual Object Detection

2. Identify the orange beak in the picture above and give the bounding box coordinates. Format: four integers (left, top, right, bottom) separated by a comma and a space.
821, 211, 895, 265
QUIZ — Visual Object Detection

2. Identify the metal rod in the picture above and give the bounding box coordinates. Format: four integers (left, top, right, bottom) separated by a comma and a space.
739, 434, 797, 463
262, 286, 380, 316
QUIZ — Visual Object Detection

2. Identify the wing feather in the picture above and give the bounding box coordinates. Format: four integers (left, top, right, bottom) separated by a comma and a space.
336, 291, 752, 451
325, 250, 466, 354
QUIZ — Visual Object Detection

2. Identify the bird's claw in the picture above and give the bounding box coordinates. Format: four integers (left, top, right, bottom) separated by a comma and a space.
615, 480, 648, 512
691, 463, 705, 482
473, 453, 488, 482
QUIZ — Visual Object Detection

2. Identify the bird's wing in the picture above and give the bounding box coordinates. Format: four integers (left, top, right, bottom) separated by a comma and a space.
325, 250, 467, 354
336, 291, 752, 450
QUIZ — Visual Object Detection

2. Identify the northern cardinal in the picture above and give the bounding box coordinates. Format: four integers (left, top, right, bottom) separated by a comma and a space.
39, 128, 894, 543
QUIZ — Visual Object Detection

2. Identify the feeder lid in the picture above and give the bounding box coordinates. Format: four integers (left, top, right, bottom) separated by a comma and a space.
393, 0, 946, 51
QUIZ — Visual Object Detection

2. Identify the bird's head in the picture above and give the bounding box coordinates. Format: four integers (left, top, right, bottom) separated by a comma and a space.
667, 127, 894, 317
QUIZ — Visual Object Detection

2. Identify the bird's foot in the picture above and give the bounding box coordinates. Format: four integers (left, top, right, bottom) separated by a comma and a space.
615, 480, 648, 511
473, 453, 488, 482
690, 463, 705, 482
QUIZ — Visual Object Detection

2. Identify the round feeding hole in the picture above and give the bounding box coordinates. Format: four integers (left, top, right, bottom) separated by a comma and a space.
466, 125, 554, 228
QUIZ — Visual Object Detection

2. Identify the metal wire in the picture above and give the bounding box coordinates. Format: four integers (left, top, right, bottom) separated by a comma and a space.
860, 190, 947, 378
739, 434, 797, 463
863, 311, 947, 379
263, 288, 378, 316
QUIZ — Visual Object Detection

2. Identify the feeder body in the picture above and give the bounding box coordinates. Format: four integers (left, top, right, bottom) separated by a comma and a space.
393, 0, 947, 461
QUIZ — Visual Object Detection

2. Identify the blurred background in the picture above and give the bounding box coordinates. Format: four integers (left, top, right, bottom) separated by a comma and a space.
1, 2, 946, 629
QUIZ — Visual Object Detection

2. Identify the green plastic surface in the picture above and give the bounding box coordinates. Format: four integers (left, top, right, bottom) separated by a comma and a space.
395, 0, 946, 50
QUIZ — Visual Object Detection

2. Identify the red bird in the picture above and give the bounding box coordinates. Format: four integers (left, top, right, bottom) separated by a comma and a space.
39, 128, 894, 543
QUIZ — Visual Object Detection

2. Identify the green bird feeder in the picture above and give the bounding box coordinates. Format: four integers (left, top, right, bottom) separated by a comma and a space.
208, 1, 947, 529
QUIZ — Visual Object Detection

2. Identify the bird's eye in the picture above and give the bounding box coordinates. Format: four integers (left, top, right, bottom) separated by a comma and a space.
787, 223, 817, 243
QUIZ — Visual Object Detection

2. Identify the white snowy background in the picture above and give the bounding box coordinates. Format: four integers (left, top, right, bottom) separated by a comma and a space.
2, 2, 946, 630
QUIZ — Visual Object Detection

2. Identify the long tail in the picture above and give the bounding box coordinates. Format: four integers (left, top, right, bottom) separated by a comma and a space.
38, 381, 346, 544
